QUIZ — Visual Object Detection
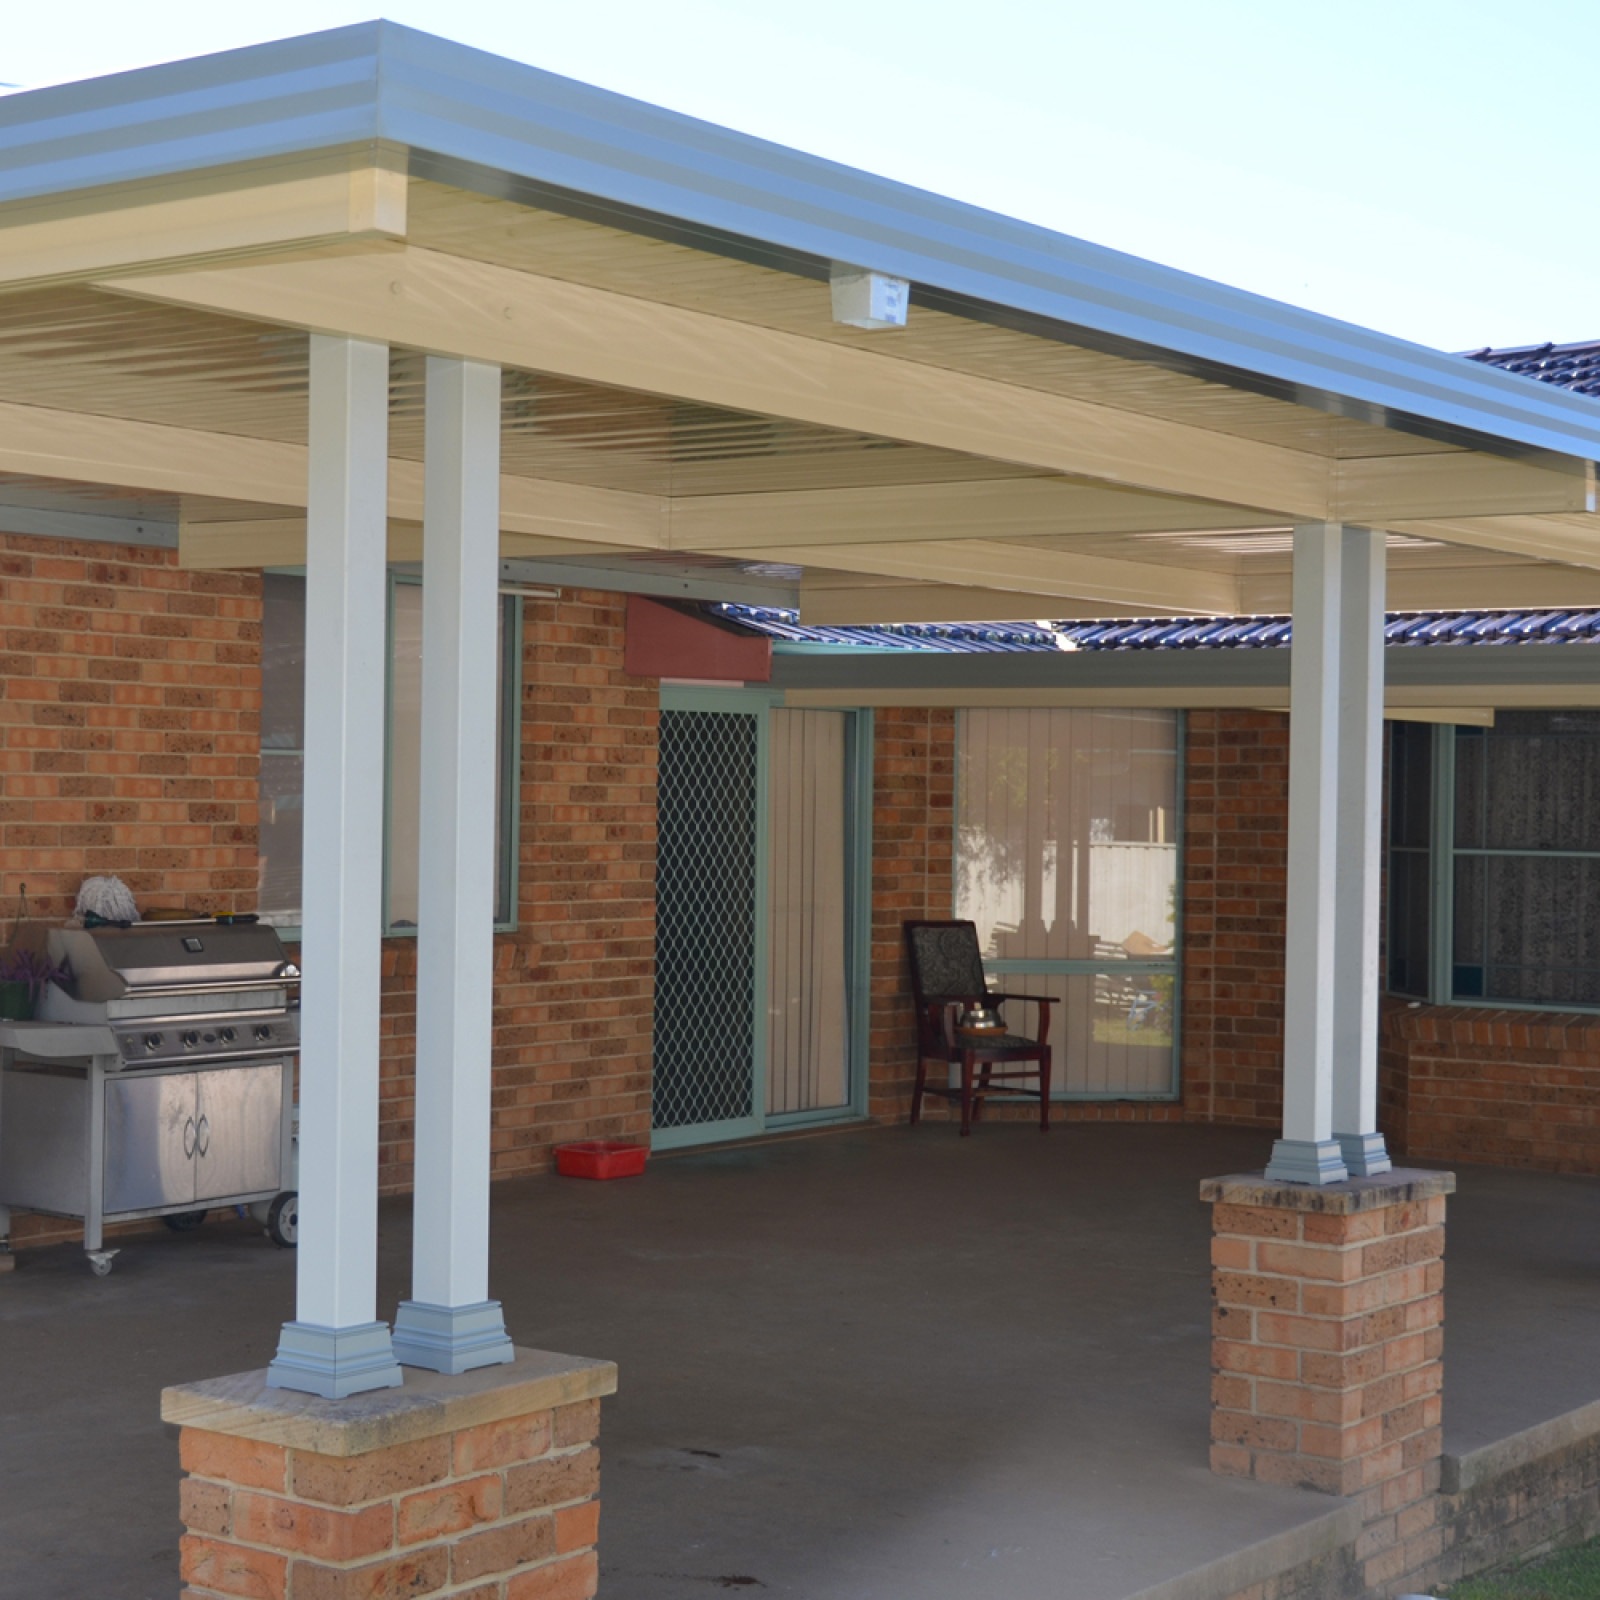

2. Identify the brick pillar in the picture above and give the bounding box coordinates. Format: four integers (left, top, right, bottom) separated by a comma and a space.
164, 1349, 615, 1600
1201, 1170, 1453, 1597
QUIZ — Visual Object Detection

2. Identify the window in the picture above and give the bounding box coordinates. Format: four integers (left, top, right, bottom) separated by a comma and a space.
256, 572, 522, 933
954, 708, 1181, 1098
1387, 712, 1600, 1008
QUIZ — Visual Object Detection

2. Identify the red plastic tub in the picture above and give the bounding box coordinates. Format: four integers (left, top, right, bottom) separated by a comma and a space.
554, 1140, 649, 1180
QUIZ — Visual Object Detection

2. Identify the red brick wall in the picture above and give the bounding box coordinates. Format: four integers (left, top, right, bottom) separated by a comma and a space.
376, 590, 657, 1194
1179, 710, 1289, 1129
1381, 1001, 1600, 1174
868, 707, 955, 1120
0, 534, 260, 922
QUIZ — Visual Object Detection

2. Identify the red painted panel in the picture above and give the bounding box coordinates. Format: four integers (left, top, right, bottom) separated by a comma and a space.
624, 595, 772, 682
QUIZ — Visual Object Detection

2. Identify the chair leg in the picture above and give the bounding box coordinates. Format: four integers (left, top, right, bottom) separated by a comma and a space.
911, 1054, 927, 1126
973, 1060, 993, 1124
1039, 1048, 1052, 1131
960, 1051, 974, 1137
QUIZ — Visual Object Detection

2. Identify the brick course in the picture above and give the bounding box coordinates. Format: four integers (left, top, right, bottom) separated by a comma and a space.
176, 1397, 602, 1600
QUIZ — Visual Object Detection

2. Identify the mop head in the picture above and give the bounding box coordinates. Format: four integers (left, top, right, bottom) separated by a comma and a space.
74, 876, 139, 924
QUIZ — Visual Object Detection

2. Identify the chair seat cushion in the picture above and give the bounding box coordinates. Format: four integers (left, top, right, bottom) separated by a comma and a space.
946, 1034, 1043, 1057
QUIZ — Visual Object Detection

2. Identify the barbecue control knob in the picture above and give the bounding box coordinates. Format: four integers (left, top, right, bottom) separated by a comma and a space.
143, 1033, 162, 1051
218, 1027, 235, 1044
181, 1031, 200, 1048
253, 1025, 272, 1043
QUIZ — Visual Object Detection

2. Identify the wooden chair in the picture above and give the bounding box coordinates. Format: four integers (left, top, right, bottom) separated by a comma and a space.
903, 920, 1054, 1136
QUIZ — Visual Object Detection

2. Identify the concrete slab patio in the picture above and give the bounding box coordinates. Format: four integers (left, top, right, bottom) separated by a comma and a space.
3, 1123, 1599, 1600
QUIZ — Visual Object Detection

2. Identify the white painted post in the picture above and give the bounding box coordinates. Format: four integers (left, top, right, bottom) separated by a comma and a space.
1266, 523, 1350, 1184
1332, 526, 1392, 1176
267, 335, 402, 1397
391, 357, 514, 1373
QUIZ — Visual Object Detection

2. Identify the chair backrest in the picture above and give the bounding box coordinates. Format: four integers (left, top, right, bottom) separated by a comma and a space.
904, 921, 990, 1006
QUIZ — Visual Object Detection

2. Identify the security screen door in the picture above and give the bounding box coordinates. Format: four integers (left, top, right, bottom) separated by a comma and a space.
652, 693, 862, 1148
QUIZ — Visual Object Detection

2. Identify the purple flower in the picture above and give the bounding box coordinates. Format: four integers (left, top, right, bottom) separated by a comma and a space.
0, 946, 70, 1000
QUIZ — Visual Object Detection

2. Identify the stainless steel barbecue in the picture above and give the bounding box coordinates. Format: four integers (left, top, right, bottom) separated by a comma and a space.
0, 919, 301, 1273
39, 921, 300, 1067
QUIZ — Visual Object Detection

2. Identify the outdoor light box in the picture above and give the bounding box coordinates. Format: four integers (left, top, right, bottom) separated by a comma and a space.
830, 263, 911, 329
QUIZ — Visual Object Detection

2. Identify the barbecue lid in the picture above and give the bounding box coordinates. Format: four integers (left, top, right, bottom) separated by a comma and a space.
48, 922, 297, 1002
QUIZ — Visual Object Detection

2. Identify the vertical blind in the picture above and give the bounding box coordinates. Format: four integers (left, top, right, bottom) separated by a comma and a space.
767, 709, 850, 1115
956, 708, 1179, 1097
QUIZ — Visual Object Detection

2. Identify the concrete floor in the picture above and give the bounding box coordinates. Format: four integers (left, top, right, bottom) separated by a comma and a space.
3, 1123, 1599, 1600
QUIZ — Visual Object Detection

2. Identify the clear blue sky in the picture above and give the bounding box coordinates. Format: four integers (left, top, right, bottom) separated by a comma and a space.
5, 2, 1595, 354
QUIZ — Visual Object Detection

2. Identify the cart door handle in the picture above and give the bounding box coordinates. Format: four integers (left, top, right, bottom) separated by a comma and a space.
195, 1114, 210, 1158
183, 1117, 197, 1159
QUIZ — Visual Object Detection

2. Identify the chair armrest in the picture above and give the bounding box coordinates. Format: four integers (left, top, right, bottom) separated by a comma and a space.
987, 992, 1054, 1047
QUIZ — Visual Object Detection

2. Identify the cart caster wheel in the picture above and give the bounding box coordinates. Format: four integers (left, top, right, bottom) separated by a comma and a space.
266, 1191, 298, 1249
86, 1250, 117, 1277
163, 1210, 208, 1232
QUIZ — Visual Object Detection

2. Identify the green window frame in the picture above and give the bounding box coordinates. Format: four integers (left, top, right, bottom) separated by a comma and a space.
257, 570, 523, 939
1386, 714, 1600, 1011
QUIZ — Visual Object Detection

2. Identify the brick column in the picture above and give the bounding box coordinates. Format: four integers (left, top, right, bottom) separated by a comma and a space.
164, 1348, 615, 1600
1201, 1170, 1453, 1596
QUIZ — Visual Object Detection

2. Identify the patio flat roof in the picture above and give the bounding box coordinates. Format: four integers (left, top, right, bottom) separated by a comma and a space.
3, 23, 1600, 622
3, 21, 1599, 464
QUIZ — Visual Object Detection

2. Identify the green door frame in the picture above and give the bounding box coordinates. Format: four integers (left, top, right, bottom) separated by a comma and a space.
651, 686, 873, 1150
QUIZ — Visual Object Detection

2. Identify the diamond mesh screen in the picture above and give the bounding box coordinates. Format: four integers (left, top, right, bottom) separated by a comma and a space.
653, 710, 759, 1130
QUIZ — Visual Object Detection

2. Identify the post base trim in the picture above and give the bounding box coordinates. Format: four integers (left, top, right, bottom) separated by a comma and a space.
1335, 1129, 1392, 1177
1263, 1137, 1350, 1186
266, 1320, 404, 1398
392, 1298, 516, 1374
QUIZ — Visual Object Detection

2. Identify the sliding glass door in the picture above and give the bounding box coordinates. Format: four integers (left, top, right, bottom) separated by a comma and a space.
652, 690, 869, 1148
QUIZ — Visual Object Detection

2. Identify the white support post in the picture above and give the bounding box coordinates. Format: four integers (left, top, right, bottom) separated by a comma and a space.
1332, 526, 1392, 1176
1266, 523, 1351, 1185
391, 357, 514, 1374
268, 335, 402, 1397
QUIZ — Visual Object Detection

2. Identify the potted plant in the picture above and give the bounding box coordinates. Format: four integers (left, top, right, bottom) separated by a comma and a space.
0, 946, 70, 1022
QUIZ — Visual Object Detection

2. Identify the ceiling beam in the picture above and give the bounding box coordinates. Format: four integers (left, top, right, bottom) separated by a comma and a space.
0, 160, 406, 289
798, 582, 1153, 626
177, 517, 625, 570
1242, 562, 1600, 614
1390, 511, 1600, 569
1340, 453, 1593, 522
736, 538, 1239, 615
670, 476, 1279, 551
0, 401, 665, 555
96, 247, 1332, 517
95, 247, 1597, 526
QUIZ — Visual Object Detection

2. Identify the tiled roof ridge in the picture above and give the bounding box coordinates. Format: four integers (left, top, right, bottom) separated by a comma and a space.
1468, 338, 1600, 397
